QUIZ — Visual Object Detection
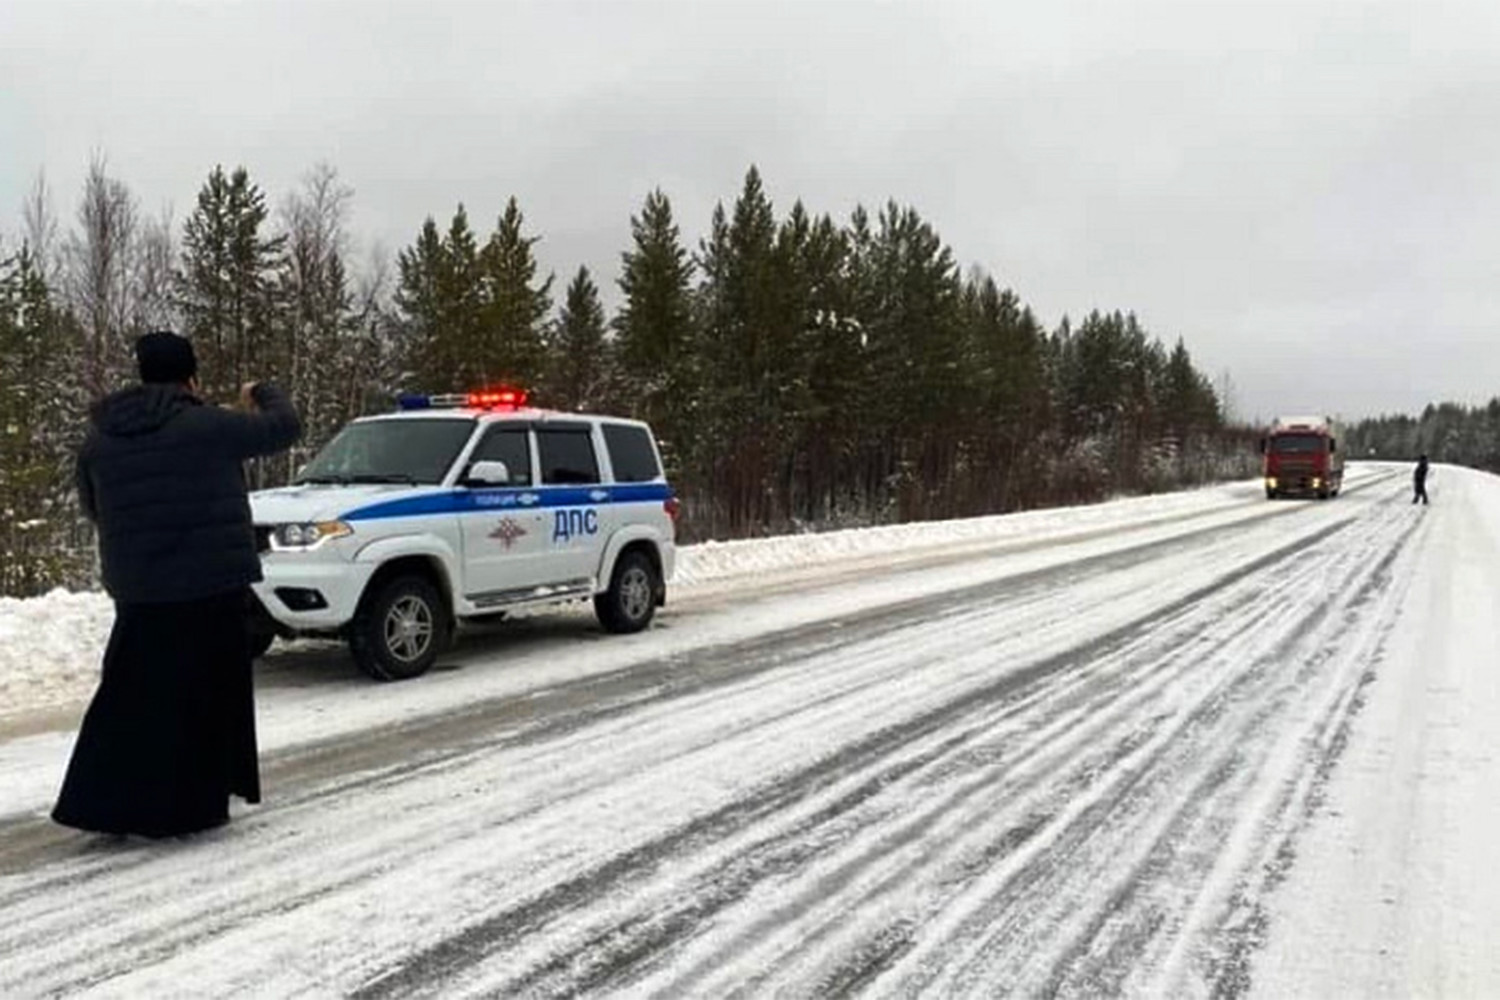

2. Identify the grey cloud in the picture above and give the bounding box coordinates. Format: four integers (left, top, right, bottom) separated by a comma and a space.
4, 0, 1499, 419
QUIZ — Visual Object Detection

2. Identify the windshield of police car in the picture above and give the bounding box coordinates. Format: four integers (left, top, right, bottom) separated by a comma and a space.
295, 418, 476, 485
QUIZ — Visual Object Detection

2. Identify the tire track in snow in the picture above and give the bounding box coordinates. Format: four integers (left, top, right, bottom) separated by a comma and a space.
0, 478, 1412, 997
771, 496, 1418, 998
0, 479, 1378, 880
2, 501, 1366, 994
351, 498, 1401, 996
413, 492, 1417, 997
623, 499, 1419, 998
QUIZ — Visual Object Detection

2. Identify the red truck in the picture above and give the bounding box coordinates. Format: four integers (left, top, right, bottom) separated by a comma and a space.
1261, 415, 1344, 499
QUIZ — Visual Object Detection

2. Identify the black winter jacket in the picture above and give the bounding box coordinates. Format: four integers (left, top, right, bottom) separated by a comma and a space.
78, 382, 302, 603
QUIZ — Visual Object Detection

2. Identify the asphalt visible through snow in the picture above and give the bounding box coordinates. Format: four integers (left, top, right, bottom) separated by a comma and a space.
0, 470, 1428, 997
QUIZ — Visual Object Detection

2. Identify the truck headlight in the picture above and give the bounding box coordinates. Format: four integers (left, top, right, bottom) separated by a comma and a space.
1266, 477, 1278, 489
271, 521, 353, 550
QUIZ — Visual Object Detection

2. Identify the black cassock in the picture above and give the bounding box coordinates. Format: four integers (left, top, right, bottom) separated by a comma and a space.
53, 590, 260, 838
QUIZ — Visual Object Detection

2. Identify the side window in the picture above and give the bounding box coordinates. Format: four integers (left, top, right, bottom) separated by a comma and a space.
603, 424, 661, 483
470, 427, 532, 486
537, 428, 600, 485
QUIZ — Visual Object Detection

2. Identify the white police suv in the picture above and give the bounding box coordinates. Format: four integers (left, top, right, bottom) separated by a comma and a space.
247, 388, 678, 680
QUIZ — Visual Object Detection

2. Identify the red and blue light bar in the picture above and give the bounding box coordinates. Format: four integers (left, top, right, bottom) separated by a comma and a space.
397, 387, 531, 411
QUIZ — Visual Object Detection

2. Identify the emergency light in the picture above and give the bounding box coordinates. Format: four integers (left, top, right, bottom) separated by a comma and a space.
396, 387, 530, 411
468, 388, 527, 409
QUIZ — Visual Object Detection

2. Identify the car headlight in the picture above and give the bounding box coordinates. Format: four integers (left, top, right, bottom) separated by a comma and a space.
271, 521, 353, 550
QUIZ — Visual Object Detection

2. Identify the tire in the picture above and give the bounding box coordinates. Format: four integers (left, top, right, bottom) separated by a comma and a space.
1265, 489, 1277, 500
247, 630, 275, 661
349, 575, 448, 681
595, 550, 660, 634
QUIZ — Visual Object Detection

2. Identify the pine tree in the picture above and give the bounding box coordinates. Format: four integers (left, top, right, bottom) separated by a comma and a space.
546, 266, 609, 411
477, 197, 551, 388
0, 244, 83, 595
850, 201, 963, 519
775, 204, 854, 521
962, 273, 1053, 511
394, 205, 485, 391
696, 166, 787, 531
615, 188, 696, 448
177, 166, 285, 402
395, 215, 448, 387
438, 206, 485, 388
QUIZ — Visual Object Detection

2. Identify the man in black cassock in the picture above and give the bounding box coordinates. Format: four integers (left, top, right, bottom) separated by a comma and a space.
53, 331, 301, 838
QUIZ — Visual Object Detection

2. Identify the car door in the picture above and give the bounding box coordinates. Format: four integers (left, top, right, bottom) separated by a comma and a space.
457, 423, 551, 602
534, 423, 608, 585
597, 419, 672, 558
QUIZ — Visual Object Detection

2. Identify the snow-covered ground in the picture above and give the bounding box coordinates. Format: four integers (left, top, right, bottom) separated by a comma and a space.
0, 461, 1495, 997
0, 473, 1302, 725
1252, 462, 1500, 997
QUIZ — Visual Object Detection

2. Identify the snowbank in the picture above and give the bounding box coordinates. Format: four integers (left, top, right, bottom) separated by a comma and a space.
0, 476, 1267, 722
0, 590, 115, 721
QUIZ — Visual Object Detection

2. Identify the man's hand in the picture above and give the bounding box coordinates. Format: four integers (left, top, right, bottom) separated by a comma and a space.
239, 382, 259, 411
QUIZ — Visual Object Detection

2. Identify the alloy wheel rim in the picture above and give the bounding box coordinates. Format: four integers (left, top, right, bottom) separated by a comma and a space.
620, 567, 652, 622
384, 595, 434, 662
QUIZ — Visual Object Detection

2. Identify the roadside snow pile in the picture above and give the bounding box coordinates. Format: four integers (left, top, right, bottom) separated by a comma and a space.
0, 590, 114, 718
673, 482, 1246, 584
0, 477, 1259, 720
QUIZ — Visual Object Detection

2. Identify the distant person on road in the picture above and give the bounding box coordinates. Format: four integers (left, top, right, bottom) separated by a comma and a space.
1413, 454, 1430, 506
53, 331, 301, 839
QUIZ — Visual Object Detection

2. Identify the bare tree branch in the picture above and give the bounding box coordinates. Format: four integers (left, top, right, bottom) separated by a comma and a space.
22, 172, 61, 287
65, 153, 139, 398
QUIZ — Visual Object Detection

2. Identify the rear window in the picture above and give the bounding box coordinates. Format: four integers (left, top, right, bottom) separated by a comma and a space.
603, 424, 662, 483
537, 428, 600, 485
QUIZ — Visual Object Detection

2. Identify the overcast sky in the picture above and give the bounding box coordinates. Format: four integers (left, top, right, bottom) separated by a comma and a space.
3, 0, 1498, 421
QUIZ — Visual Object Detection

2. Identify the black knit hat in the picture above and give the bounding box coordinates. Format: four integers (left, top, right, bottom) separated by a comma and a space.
135, 331, 197, 385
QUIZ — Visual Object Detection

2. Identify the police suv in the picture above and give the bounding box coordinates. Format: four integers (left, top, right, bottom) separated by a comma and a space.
247, 388, 677, 680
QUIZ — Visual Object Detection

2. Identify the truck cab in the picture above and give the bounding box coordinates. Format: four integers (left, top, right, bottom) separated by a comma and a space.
1261, 415, 1344, 500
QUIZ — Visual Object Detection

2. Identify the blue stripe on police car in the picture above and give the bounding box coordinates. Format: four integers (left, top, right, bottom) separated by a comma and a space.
342, 483, 673, 522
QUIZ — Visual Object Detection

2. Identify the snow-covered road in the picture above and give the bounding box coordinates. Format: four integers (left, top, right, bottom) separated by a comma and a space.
2, 462, 1496, 997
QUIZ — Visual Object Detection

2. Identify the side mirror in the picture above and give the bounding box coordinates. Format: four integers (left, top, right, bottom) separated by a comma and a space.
1329, 438, 1337, 452
466, 460, 511, 486
1258, 437, 1267, 454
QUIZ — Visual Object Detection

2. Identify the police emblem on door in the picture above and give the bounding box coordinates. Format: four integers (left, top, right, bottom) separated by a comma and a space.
489, 518, 527, 549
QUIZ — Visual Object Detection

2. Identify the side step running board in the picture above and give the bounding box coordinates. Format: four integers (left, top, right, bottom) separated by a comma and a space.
466, 578, 595, 609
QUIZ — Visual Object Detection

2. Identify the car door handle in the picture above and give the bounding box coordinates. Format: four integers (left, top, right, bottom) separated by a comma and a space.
518, 493, 539, 506
589, 489, 609, 502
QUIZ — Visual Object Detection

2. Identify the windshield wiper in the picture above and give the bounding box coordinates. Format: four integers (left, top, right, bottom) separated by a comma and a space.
348, 473, 418, 484
294, 474, 351, 485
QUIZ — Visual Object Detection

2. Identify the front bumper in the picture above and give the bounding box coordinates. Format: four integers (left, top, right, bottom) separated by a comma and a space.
1266, 474, 1326, 495
252, 553, 376, 632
